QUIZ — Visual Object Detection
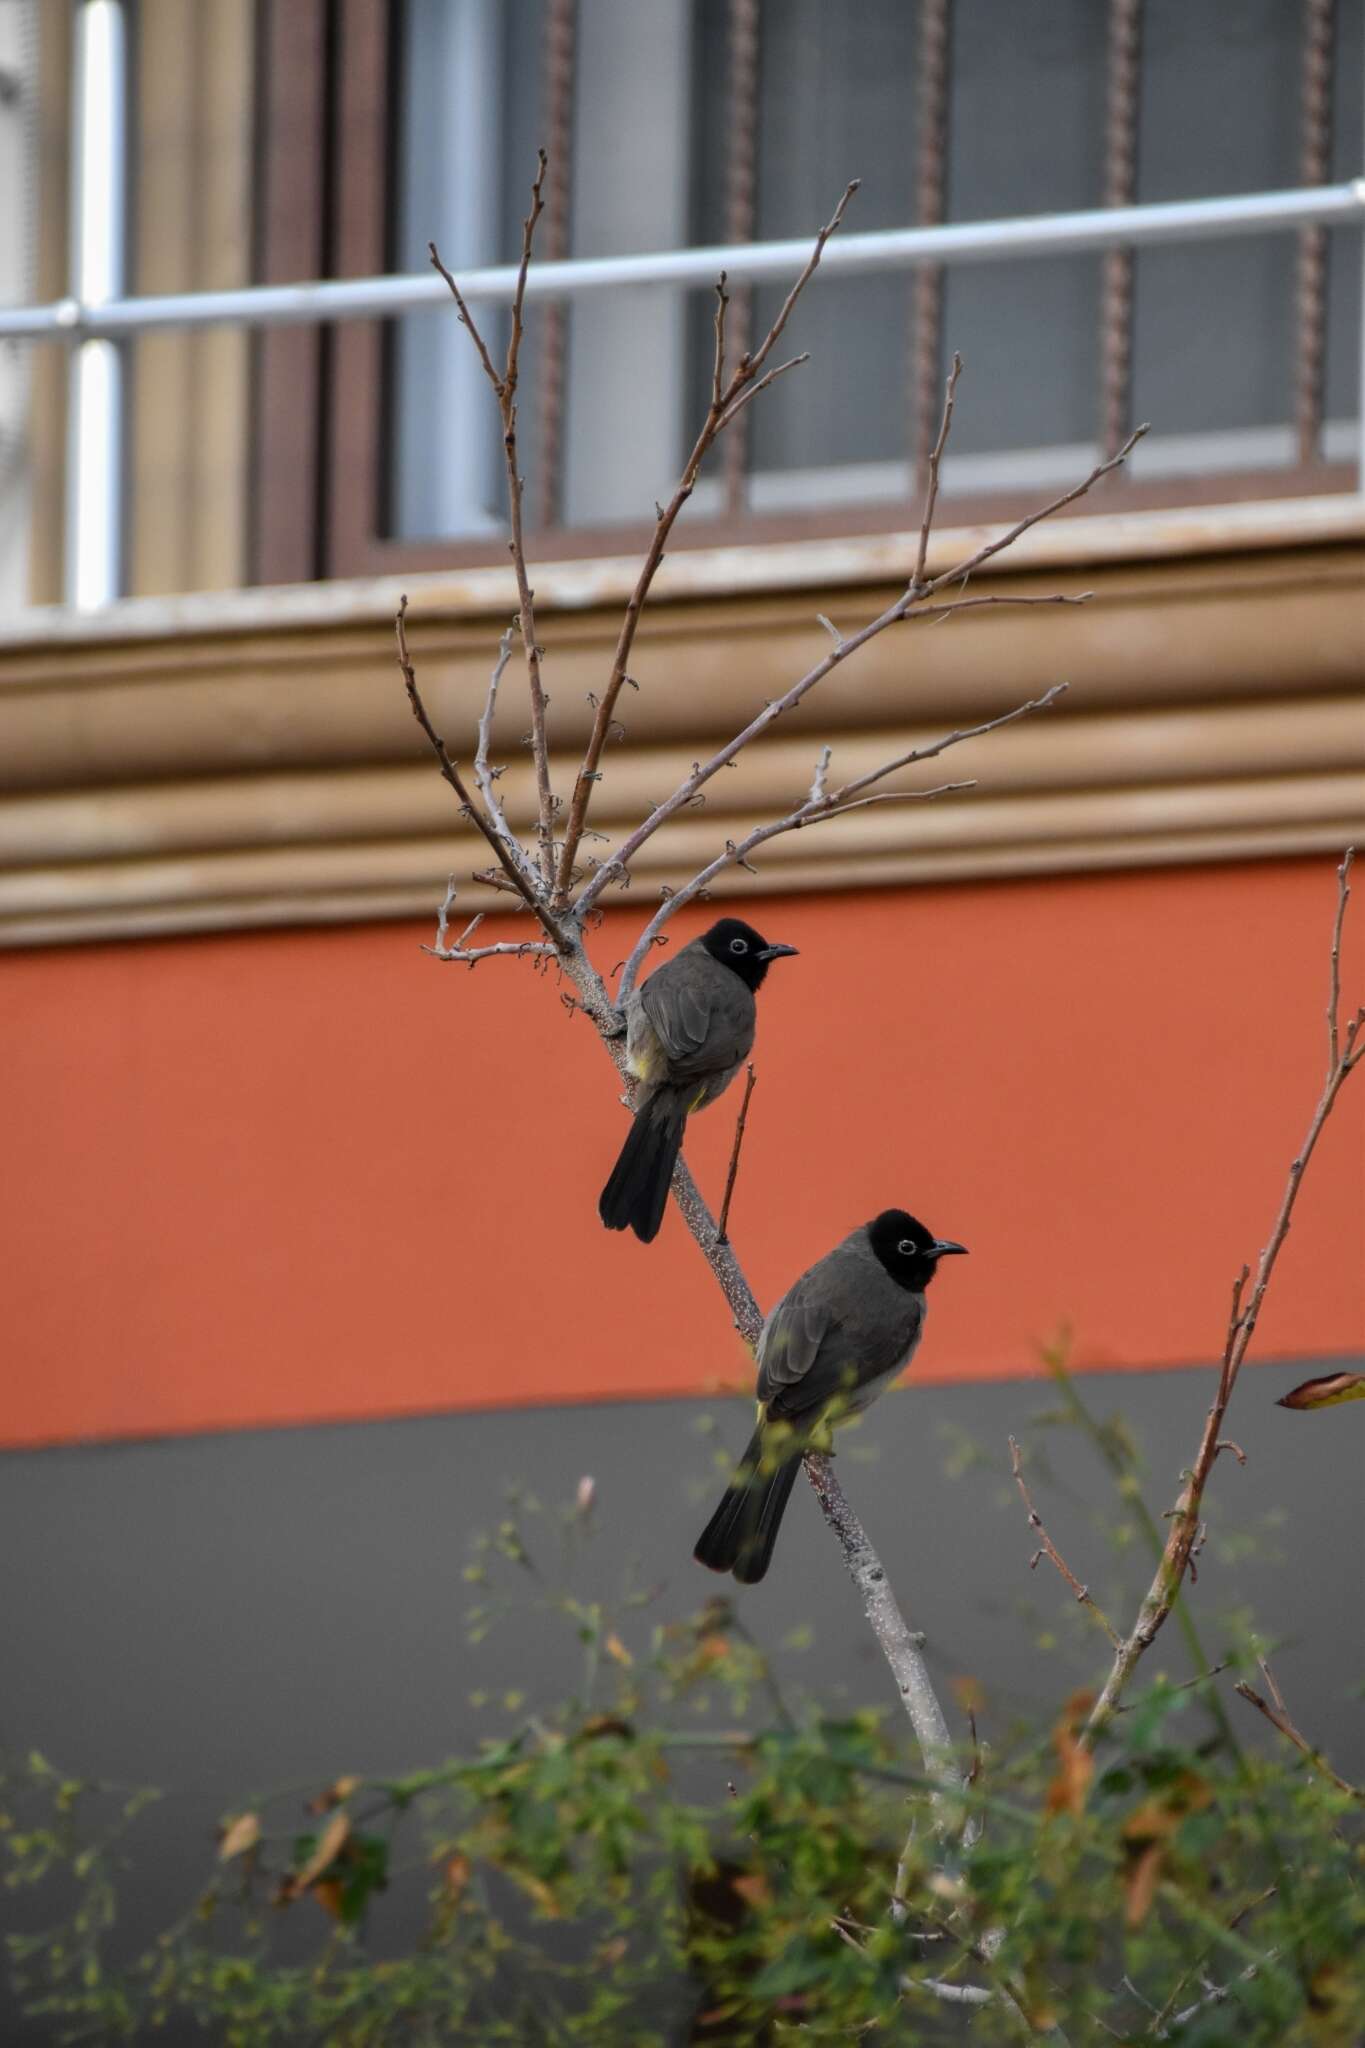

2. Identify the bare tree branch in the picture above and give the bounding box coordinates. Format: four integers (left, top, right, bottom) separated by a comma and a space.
911, 351, 961, 591
917, 422, 1149, 602
1009, 1436, 1121, 1645
576, 589, 1084, 935
430, 152, 558, 889
394, 598, 567, 949
425, 887, 556, 967
1235, 1659, 1364, 1801
714, 350, 810, 433
553, 181, 861, 903
1085, 849, 1362, 1738
472, 623, 524, 865
611, 685, 1066, 1002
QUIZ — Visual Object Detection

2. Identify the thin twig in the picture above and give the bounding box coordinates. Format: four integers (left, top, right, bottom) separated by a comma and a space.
1086, 850, 1362, 1737
614, 777, 973, 1002
1145, 1889, 1277, 2036
1327, 845, 1352, 1073
576, 580, 1085, 932
611, 685, 1066, 1002
714, 1066, 757, 1245
430, 152, 558, 888
1009, 1437, 1120, 1645
425, 891, 555, 967
808, 745, 832, 803
911, 352, 961, 590
918, 422, 1149, 602
553, 181, 860, 902
715, 350, 810, 432
1235, 1660, 1363, 1801
472, 624, 523, 862
394, 599, 565, 948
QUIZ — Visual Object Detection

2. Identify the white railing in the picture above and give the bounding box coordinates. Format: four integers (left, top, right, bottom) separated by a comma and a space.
4, 0, 1364, 609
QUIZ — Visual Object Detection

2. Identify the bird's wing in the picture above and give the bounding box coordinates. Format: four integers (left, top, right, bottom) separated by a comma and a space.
639, 957, 714, 1064
756, 1271, 838, 1411
759, 1247, 923, 1422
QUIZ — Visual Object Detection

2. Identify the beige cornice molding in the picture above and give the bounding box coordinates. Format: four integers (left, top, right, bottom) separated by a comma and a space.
1, 500, 1362, 947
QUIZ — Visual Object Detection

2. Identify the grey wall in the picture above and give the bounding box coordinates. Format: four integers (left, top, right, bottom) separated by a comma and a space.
2, 1360, 1362, 2037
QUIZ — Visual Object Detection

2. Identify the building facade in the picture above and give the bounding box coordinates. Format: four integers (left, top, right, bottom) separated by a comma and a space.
1, 2, 1363, 2008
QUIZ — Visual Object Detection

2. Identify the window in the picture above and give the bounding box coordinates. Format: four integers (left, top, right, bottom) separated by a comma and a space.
258, 0, 1362, 584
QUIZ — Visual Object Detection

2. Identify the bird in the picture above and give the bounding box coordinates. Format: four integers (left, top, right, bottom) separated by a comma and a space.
693, 1209, 967, 1584
598, 916, 799, 1244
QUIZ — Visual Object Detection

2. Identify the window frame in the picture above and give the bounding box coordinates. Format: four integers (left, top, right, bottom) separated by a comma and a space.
250, 0, 1356, 590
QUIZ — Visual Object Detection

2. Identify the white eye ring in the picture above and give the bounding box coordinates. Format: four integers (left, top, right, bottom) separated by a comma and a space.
729, 936, 749, 954
897, 1238, 918, 1257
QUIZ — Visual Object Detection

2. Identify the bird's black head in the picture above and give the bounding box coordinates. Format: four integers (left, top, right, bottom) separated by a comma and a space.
866, 1209, 968, 1292
698, 917, 799, 992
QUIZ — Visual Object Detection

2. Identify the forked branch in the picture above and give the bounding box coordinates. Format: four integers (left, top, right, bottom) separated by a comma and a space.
1235, 1658, 1364, 1802
395, 599, 567, 949
553, 180, 862, 903
613, 684, 1067, 1001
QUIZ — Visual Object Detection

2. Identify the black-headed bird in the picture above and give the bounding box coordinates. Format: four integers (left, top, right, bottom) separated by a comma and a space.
598, 917, 798, 1244
694, 1209, 967, 1583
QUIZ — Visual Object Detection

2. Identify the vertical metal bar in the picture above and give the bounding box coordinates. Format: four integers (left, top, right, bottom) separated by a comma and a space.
910, 0, 950, 497
722, 0, 759, 519
1099, 0, 1142, 465
533, 0, 576, 531
1359, 31, 1365, 490
65, 0, 127, 609
1294, 0, 1335, 468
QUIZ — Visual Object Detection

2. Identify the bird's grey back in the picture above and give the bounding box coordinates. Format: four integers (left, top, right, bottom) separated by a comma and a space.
757, 1228, 925, 1419
635, 939, 756, 1080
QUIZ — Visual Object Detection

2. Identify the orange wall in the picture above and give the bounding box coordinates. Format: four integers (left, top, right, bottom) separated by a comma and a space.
2, 861, 1362, 1449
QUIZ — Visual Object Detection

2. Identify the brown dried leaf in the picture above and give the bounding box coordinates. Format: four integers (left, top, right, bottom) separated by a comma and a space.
1123, 1841, 1164, 1927
603, 1632, 634, 1668
1120, 1771, 1212, 1926
1044, 1689, 1096, 1816
308, 1773, 362, 1813
289, 1810, 350, 1897
217, 1811, 261, 1862
730, 1872, 771, 1910
952, 1675, 985, 1716
443, 1853, 472, 1900
1277, 1371, 1365, 1411
577, 1714, 634, 1743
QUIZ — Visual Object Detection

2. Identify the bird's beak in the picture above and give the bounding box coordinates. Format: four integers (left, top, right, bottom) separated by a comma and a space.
757, 942, 799, 961
931, 1239, 968, 1258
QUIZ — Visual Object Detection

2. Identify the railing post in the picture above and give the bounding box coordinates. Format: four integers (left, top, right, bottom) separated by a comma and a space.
64, 0, 127, 610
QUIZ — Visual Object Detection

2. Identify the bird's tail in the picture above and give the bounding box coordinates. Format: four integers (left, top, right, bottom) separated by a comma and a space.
598, 1087, 688, 1243
693, 1423, 801, 1585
